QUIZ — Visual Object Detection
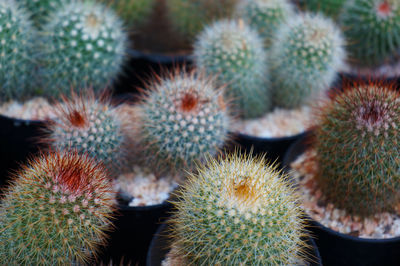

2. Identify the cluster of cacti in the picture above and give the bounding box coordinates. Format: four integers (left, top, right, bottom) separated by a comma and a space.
137, 70, 231, 173
314, 82, 400, 217
100, 0, 155, 27
43, 93, 128, 176
235, 0, 295, 47
300, 0, 347, 19
0, 0, 37, 101
194, 19, 270, 118
166, 0, 238, 40
18, 0, 67, 27
270, 13, 345, 109
0, 151, 115, 265
37, 0, 128, 97
169, 152, 309, 264
339, 0, 400, 67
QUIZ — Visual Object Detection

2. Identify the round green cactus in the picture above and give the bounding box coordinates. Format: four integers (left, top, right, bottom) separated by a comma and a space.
18, 0, 67, 27
300, 0, 346, 19
194, 19, 270, 118
270, 13, 345, 109
0, 0, 37, 101
235, 0, 295, 47
166, 0, 238, 40
340, 0, 400, 67
0, 151, 115, 265
315, 82, 400, 217
43, 93, 128, 176
37, 0, 128, 97
137, 70, 231, 174
169, 152, 309, 264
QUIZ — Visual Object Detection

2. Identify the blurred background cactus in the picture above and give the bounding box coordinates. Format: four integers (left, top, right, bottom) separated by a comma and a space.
0, 0, 37, 101
168, 152, 309, 264
314, 82, 400, 217
235, 0, 295, 48
194, 19, 270, 118
270, 13, 345, 109
137, 70, 231, 174
339, 0, 400, 67
37, 0, 128, 97
18, 0, 67, 28
298, 0, 346, 19
0, 151, 115, 265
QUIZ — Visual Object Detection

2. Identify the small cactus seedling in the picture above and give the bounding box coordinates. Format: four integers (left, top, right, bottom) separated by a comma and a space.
315, 81, 400, 217
235, 0, 295, 48
166, 0, 238, 40
270, 13, 345, 109
43, 92, 129, 176
194, 19, 270, 118
169, 152, 309, 264
340, 0, 400, 67
18, 0, 67, 27
0, 0, 37, 101
100, 0, 155, 27
38, 0, 128, 97
300, 0, 347, 19
137, 69, 231, 174
0, 151, 115, 265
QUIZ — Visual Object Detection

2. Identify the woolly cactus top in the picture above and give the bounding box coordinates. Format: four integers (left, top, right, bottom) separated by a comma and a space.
0, 151, 115, 265
315, 82, 400, 216
170, 153, 308, 264
19, 0, 66, 27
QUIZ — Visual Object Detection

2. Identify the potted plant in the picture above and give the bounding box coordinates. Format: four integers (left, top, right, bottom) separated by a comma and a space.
283, 80, 400, 265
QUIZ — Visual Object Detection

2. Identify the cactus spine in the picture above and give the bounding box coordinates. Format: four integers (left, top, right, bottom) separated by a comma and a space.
340, 0, 400, 66
137, 70, 231, 173
0, 0, 37, 101
18, 0, 67, 27
270, 13, 345, 109
194, 19, 270, 118
169, 152, 309, 265
315, 82, 400, 217
38, 0, 128, 97
236, 0, 295, 48
0, 151, 115, 265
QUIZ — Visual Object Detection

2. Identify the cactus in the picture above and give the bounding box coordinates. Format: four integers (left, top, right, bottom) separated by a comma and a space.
169, 152, 309, 264
270, 13, 345, 109
166, 0, 238, 40
0, 0, 37, 101
194, 19, 270, 118
37, 0, 128, 97
137, 70, 231, 173
99, 0, 155, 27
0, 151, 115, 265
235, 0, 295, 48
18, 0, 68, 27
299, 0, 346, 19
339, 0, 400, 66
43, 92, 129, 176
314, 82, 400, 217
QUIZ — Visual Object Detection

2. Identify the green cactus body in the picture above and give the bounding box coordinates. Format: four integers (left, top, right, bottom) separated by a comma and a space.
0, 151, 115, 265
236, 0, 295, 48
170, 153, 309, 264
44, 93, 127, 176
18, 0, 67, 27
315, 83, 400, 217
138, 70, 231, 173
0, 0, 37, 101
340, 0, 400, 66
301, 0, 346, 19
194, 19, 270, 118
38, 0, 128, 97
100, 0, 155, 27
270, 13, 345, 109
166, 0, 238, 40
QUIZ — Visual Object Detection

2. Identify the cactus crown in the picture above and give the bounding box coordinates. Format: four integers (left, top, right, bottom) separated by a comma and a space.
137, 69, 231, 174
315, 81, 400, 216
38, 0, 128, 97
340, 0, 400, 66
0, 151, 115, 265
194, 19, 270, 118
169, 152, 309, 265
270, 13, 345, 109
0, 0, 37, 101
43, 92, 128, 176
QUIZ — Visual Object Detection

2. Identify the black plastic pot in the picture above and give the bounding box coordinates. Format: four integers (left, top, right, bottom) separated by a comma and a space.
147, 223, 322, 266
283, 135, 400, 266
